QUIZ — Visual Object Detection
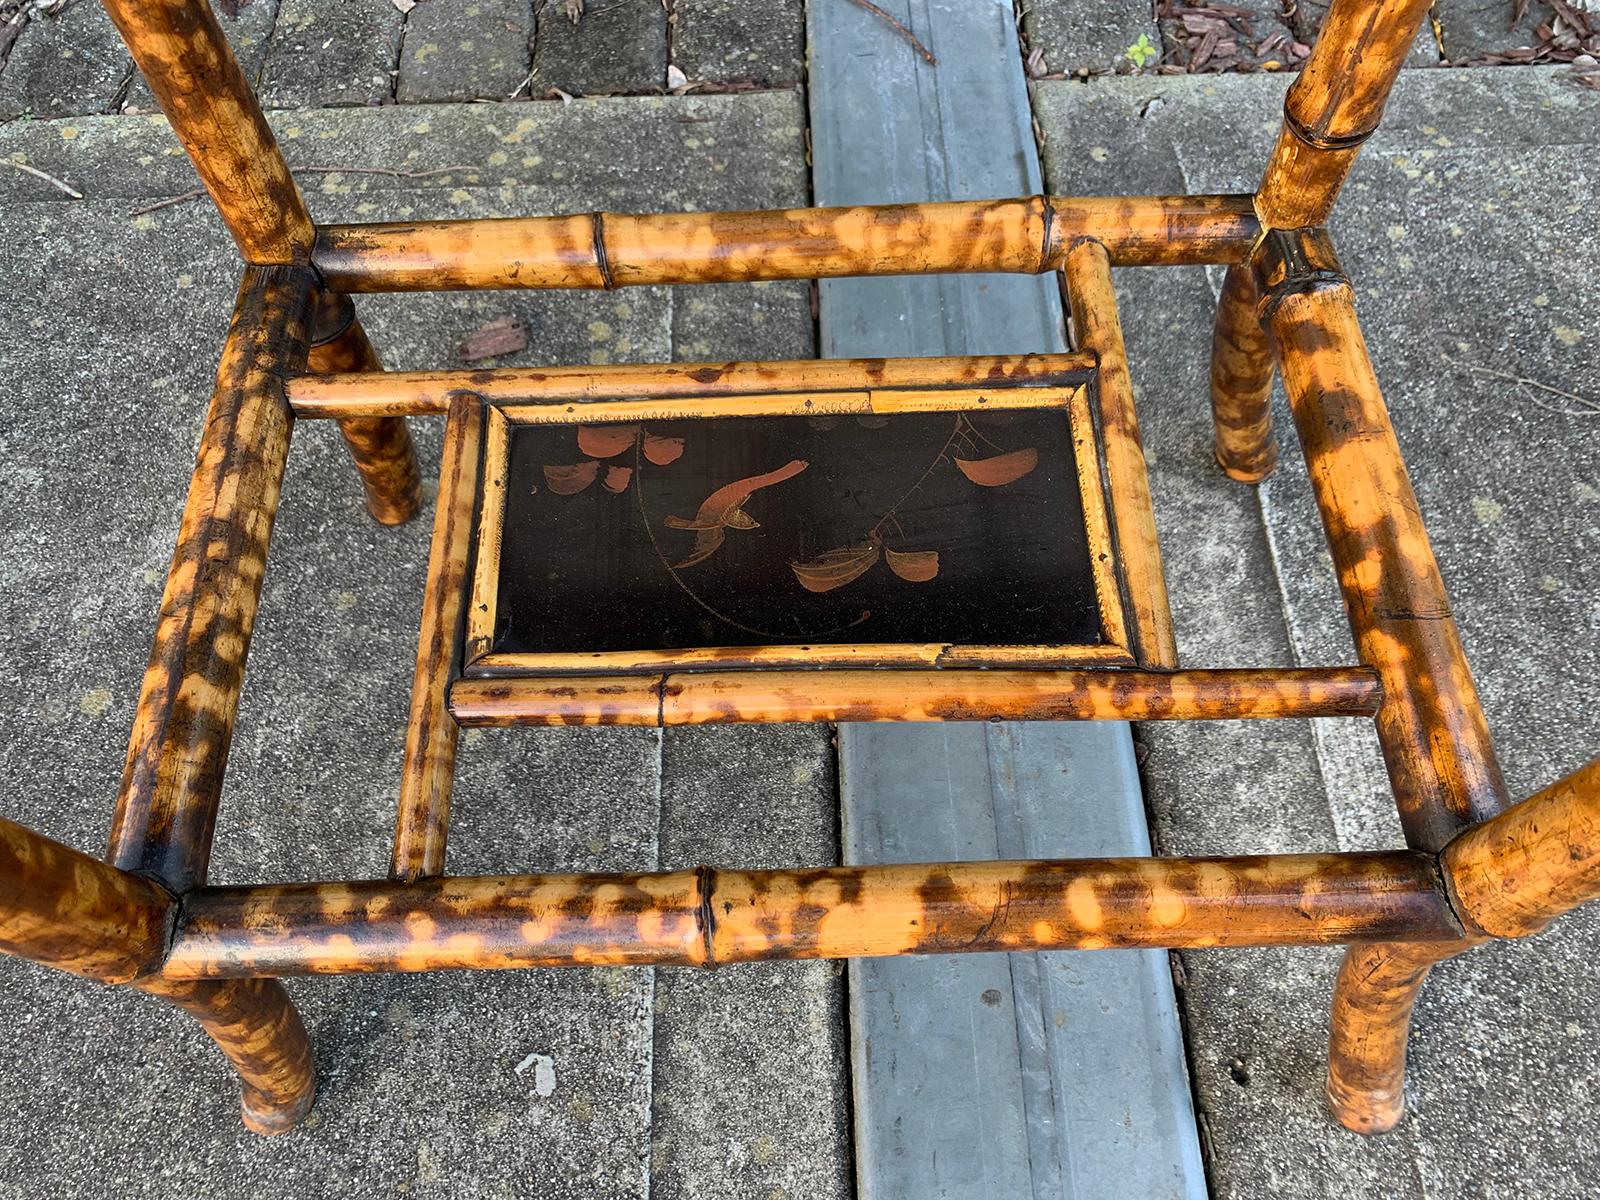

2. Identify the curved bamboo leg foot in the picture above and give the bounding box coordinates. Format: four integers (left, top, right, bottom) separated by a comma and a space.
1209, 263, 1278, 482
1325, 940, 1471, 1134
310, 292, 422, 526
139, 976, 316, 1135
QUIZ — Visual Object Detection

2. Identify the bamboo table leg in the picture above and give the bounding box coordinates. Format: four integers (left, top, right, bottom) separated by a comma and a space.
1208, 264, 1277, 482
309, 291, 422, 525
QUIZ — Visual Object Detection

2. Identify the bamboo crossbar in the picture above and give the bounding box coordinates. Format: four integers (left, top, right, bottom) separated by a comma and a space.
447, 666, 1383, 727
286, 352, 1097, 418
310, 195, 1261, 292
161, 850, 1463, 978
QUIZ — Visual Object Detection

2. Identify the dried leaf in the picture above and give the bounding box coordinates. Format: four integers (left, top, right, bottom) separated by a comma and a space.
954, 446, 1037, 487
791, 544, 880, 594
577, 424, 639, 458
666, 64, 689, 92
563, 0, 582, 23
643, 433, 685, 465
885, 548, 940, 583
390, 0, 415, 12
458, 315, 528, 363
543, 461, 598, 495
602, 465, 633, 493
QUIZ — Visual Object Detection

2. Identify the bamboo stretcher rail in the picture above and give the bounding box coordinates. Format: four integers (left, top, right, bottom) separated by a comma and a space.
391, 394, 484, 883
161, 849, 1463, 978
1256, 230, 1509, 852
1064, 239, 1179, 669
310, 195, 1261, 293
108, 266, 317, 894
101, 0, 312, 264
287, 353, 1097, 419
447, 666, 1382, 727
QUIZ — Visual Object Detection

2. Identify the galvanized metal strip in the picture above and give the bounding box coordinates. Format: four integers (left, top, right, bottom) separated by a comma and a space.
809, 1, 1208, 1196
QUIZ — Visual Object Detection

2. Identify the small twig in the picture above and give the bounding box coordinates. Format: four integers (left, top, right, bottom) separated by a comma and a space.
1441, 354, 1600, 417
128, 187, 205, 216
2, 158, 83, 198
845, 0, 938, 65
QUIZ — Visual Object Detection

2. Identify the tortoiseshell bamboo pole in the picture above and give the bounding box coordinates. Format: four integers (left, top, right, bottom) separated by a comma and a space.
1324, 938, 1476, 1134
308, 291, 422, 525
311, 195, 1261, 292
287, 352, 1097, 419
162, 850, 1463, 978
1064, 239, 1178, 668
135, 977, 315, 1135
1209, 264, 1278, 482
99, 0, 313, 264
1327, 756, 1600, 1133
391, 394, 484, 882
1442, 756, 1600, 938
109, 265, 317, 891
0, 816, 172, 983
1255, 230, 1508, 852
449, 666, 1381, 727
1255, 0, 1433, 229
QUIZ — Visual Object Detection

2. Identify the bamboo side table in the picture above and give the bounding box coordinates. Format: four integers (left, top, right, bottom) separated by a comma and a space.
1, 0, 1597, 1143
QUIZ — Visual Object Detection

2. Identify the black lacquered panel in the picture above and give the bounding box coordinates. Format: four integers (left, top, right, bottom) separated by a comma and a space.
491, 408, 1101, 654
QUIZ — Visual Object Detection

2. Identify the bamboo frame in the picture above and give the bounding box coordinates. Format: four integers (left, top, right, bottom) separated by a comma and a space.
0, 0, 1587, 1151
448, 667, 1383, 728
312, 195, 1262, 292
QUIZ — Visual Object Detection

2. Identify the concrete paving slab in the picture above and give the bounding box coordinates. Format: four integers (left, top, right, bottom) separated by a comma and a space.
1020, 0, 1160, 76
651, 726, 850, 1200
397, 0, 534, 104
123, 0, 281, 115
0, 89, 826, 1199
1035, 64, 1600, 1200
0, 0, 130, 121
670, 0, 805, 87
532, 0, 667, 97
258, 0, 403, 109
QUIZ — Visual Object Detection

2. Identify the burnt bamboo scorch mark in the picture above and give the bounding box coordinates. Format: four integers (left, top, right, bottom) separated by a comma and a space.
109, 265, 317, 895
311, 195, 1262, 292
162, 851, 1463, 978
1208, 264, 1279, 482
100, 0, 312, 263
1254, 229, 1508, 852
308, 290, 422, 526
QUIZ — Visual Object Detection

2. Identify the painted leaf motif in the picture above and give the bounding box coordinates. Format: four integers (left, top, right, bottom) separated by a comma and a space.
672, 528, 724, 570
954, 446, 1037, 487
791, 543, 880, 594
855, 414, 890, 429
543, 461, 599, 495
885, 548, 940, 582
723, 509, 760, 530
602, 465, 633, 493
577, 424, 639, 458
669, 459, 809, 531
643, 434, 685, 465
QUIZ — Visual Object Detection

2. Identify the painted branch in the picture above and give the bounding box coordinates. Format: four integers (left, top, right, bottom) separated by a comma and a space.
308, 291, 422, 525
109, 266, 317, 892
162, 851, 1462, 978
136, 976, 316, 1135
1209, 264, 1278, 482
448, 667, 1382, 728
1442, 756, 1600, 939
1325, 939, 1475, 1134
1064, 239, 1178, 669
1256, 0, 1433, 228
0, 816, 172, 984
391, 394, 484, 882
100, 0, 313, 263
311, 195, 1261, 292
1258, 232, 1507, 852
287, 353, 1096, 419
